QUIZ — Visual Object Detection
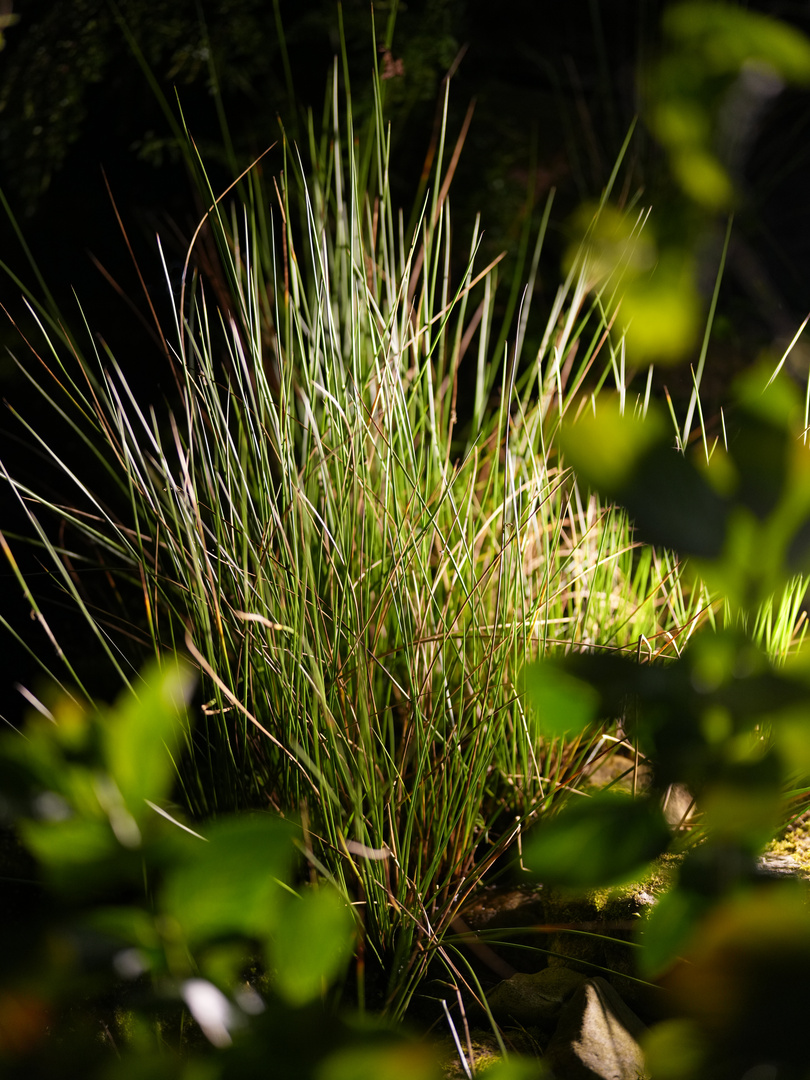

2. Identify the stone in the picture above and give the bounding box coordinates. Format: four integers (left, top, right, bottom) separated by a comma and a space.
756, 851, 806, 878
544, 976, 648, 1080
487, 966, 588, 1025
661, 783, 696, 829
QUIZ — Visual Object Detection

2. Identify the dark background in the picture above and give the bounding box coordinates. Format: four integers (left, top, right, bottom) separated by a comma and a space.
2, 0, 810, 725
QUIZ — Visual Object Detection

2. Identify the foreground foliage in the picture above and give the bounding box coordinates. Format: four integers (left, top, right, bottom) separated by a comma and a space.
525, 368, 810, 1078
0, 662, 455, 1079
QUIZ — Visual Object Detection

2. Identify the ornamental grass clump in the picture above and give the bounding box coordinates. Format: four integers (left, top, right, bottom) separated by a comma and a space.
2, 60, 713, 1013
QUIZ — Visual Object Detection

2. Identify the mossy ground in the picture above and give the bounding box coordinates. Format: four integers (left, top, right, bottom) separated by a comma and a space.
436, 1028, 545, 1078
767, 812, 810, 875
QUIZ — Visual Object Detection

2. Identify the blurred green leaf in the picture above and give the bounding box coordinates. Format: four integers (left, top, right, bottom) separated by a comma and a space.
478, 1060, 549, 1079
701, 772, 782, 847
0, 13, 20, 53
724, 371, 797, 519
639, 886, 712, 979
642, 1018, 708, 1080
671, 146, 734, 210
561, 400, 730, 557
18, 816, 140, 897
664, 3, 810, 84
622, 253, 703, 362
648, 1, 810, 236
663, 885, 810, 1070
86, 905, 161, 951
272, 886, 355, 1007
561, 367, 810, 589
523, 793, 670, 888
687, 628, 746, 693
102, 659, 195, 821
621, 442, 730, 557
0, 697, 96, 808
652, 97, 710, 148
735, 364, 802, 426
161, 815, 295, 946
20, 817, 114, 869
773, 708, 810, 778
316, 1041, 442, 1080
560, 397, 668, 496
522, 661, 599, 739
197, 940, 252, 990
564, 202, 655, 285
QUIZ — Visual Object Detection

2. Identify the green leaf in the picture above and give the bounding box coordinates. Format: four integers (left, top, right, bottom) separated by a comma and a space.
103, 659, 195, 820
671, 146, 734, 210
522, 661, 599, 739
161, 815, 295, 946
727, 419, 791, 522
563, 201, 655, 284
0, 13, 20, 53
734, 364, 802, 428
661, 885, 810, 1071
523, 793, 671, 888
641, 1019, 708, 1080
700, 774, 782, 848
86, 906, 161, 950
774, 707, 810, 778
316, 1042, 442, 1080
272, 886, 355, 1006
562, 400, 731, 557
622, 252, 703, 359
477, 1060, 549, 1079
21, 817, 114, 869
620, 442, 730, 557
560, 397, 669, 496
18, 816, 137, 896
638, 886, 713, 979
665, 4, 810, 84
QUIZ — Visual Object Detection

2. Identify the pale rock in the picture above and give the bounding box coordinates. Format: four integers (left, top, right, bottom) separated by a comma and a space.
756, 851, 806, 878
544, 976, 648, 1080
661, 783, 696, 829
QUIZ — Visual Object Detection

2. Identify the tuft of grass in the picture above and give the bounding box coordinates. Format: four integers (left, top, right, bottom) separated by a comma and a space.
1, 58, 720, 1016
